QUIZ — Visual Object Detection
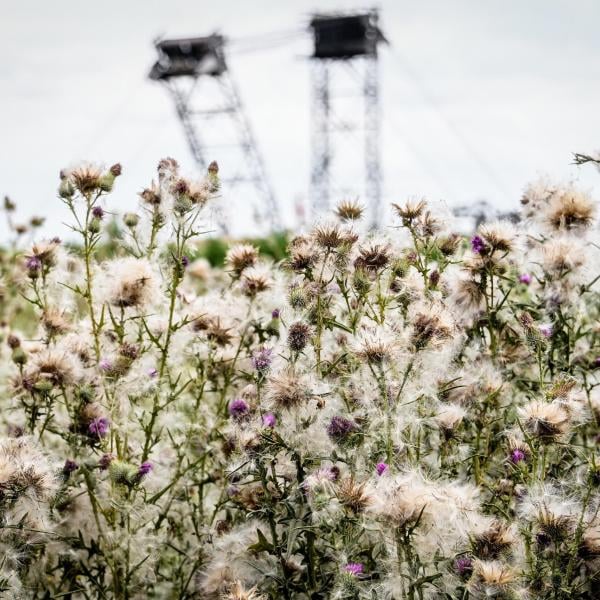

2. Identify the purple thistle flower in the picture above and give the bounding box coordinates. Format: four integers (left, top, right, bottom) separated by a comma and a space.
63, 459, 79, 475
148, 367, 158, 378
98, 453, 114, 470
470, 235, 486, 254
376, 462, 389, 476
252, 346, 274, 373
344, 562, 364, 576
92, 206, 105, 219
138, 461, 153, 478
323, 465, 340, 481
327, 416, 356, 442
518, 273, 532, 285
539, 323, 553, 338
228, 398, 249, 419
454, 556, 473, 578
88, 417, 110, 439
227, 485, 240, 497
181, 255, 190, 268
99, 358, 112, 372
271, 308, 280, 319
262, 413, 276, 428
26, 256, 42, 272
510, 448, 527, 464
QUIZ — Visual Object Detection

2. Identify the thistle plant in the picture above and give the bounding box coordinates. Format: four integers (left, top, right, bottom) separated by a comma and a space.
1, 159, 600, 599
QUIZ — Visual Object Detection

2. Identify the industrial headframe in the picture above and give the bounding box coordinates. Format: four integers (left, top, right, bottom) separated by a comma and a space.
309, 9, 386, 228
149, 34, 280, 232
149, 8, 385, 232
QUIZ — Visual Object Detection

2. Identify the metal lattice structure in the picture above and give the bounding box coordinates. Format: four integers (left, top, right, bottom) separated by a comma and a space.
150, 34, 280, 232
309, 9, 385, 227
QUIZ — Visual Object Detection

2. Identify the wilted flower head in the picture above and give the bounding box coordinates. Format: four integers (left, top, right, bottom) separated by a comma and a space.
470, 521, 515, 560
23, 349, 80, 389
42, 307, 71, 336
541, 238, 586, 276
336, 477, 372, 513
108, 258, 158, 309
519, 401, 571, 440
266, 371, 310, 410
287, 238, 319, 272
68, 163, 104, 195
29, 239, 60, 269
469, 561, 514, 596
392, 198, 426, 222
546, 186, 595, 231
222, 581, 266, 600
226, 244, 259, 276
313, 222, 348, 250
354, 327, 397, 364
477, 221, 517, 254
410, 306, 454, 350
0, 437, 58, 503
139, 181, 161, 206
354, 241, 392, 272
335, 200, 364, 221
240, 267, 271, 298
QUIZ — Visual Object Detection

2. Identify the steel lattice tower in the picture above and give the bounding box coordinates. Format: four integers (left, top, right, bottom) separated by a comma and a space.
309, 9, 385, 228
149, 34, 280, 232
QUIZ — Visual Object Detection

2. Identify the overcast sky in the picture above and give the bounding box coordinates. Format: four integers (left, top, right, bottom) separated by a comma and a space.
1, 0, 600, 238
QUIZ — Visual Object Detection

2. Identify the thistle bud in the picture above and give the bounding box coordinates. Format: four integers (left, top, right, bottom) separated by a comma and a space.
30, 216, 45, 228
123, 212, 139, 228
99, 173, 115, 192
33, 379, 54, 392
3, 196, 15, 212
109, 460, 138, 486
11, 347, 27, 366
265, 308, 280, 337
58, 178, 75, 199
7, 334, 21, 349
88, 217, 101, 234
109, 163, 122, 177
207, 160, 219, 192
352, 268, 371, 295
287, 321, 312, 352
26, 256, 42, 279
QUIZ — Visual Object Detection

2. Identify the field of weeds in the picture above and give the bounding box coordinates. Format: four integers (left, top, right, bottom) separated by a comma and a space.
1, 158, 600, 599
